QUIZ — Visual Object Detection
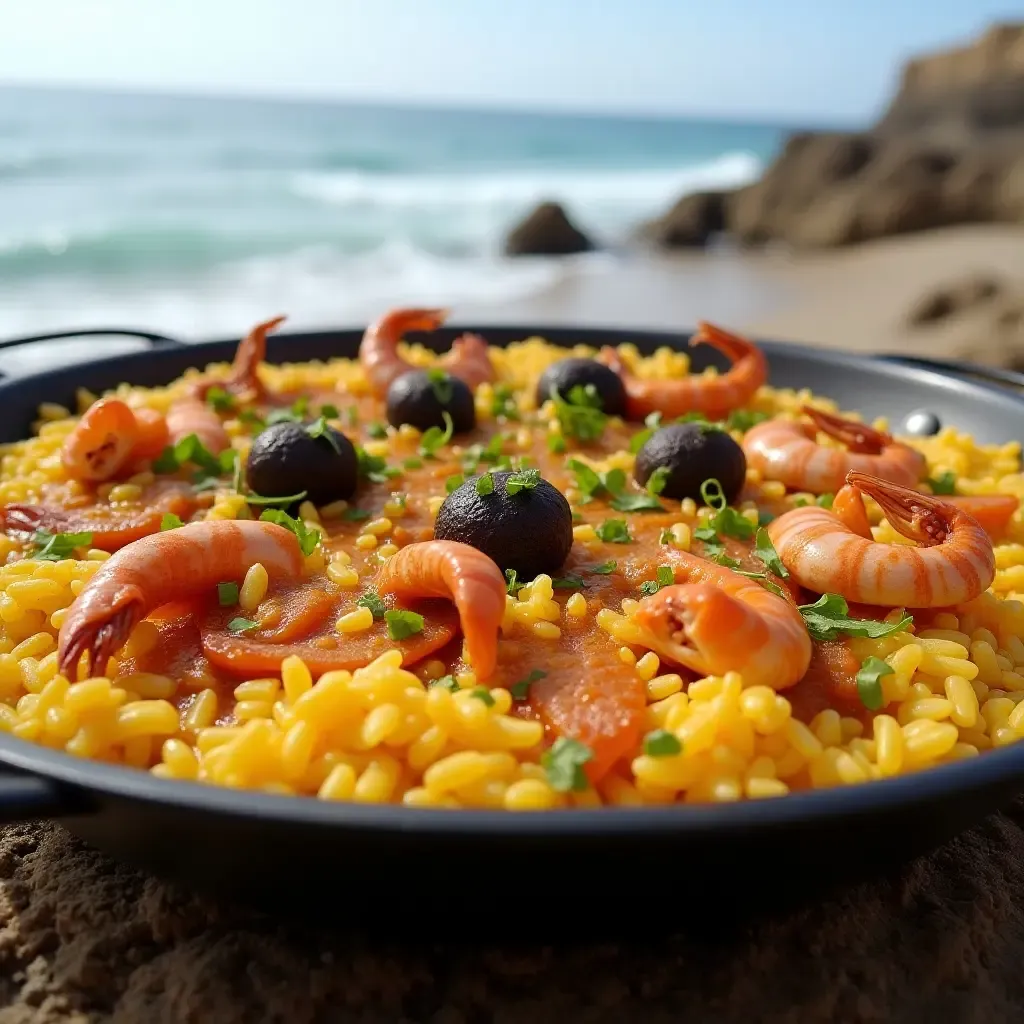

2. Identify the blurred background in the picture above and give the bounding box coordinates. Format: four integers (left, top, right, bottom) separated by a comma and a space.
0, 1, 1020, 368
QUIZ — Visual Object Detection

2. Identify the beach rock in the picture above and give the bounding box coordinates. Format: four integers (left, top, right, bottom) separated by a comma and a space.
503, 201, 594, 256
905, 273, 1006, 326
640, 190, 728, 248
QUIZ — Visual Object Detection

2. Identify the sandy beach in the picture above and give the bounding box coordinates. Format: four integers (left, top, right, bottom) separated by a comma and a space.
455, 224, 1024, 366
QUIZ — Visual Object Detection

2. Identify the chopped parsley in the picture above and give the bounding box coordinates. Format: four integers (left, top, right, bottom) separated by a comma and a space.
160, 513, 184, 531
345, 407, 359, 427
153, 433, 227, 477
205, 386, 235, 413
258, 508, 320, 556
244, 489, 308, 508
643, 729, 683, 757
699, 477, 727, 511
342, 507, 371, 522
856, 656, 892, 711
356, 591, 387, 620
306, 416, 341, 452
32, 530, 93, 561
758, 509, 776, 526
239, 409, 266, 433
588, 560, 617, 574
552, 573, 585, 589
217, 581, 239, 606
816, 493, 835, 509
491, 383, 520, 421
470, 686, 496, 707
384, 609, 424, 641
510, 668, 547, 701
646, 466, 670, 496
753, 527, 789, 578
320, 403, 340, 420
611, 492, 665, 513
708, 505, 755, 540
628, 411, 663, 453
505, 467, 540, 495
724, 409, 770, 433
476, 472, 495, 496
366, 422, 388, 440
798, 594, 913, 642
227, 616, 258, 634
541, 737, 593, 792
566, 459, 624, 503
418, 412, 454, 458
445, 473, 464, 494
547, 434, 566, 454
595, 519, 631, 543
426, 368, 454, 405
927, 471, 957, 495
461, 433, 507, 474
553, 384, 607, 442
639, 564, 675, 596
430, 674, 460, 692
403, 456, 424, 470
357, 448, 401, 484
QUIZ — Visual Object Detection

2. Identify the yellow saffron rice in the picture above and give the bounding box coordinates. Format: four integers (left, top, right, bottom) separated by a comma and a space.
1, 337, 1023, 810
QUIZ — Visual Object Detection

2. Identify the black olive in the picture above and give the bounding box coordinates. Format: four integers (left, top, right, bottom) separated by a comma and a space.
634, 423, 746, 504
246, 421, 357, 506
535, 358, 626, 416
434, 470, 573, 580
386, 370, 475, 433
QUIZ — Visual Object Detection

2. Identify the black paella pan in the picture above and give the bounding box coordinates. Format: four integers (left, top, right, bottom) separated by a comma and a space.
0, 323, 1020, 925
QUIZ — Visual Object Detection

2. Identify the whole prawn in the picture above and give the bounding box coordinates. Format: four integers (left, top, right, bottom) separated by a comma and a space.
598, 321, 768, 421
61, 398, 170, 482
360, 307, 494, 397
632, 549, 811, 690
58, 520, 303, 678
768, 471, 995, 608
743, 406, 925, 494
191, 315, 286, 405
374, 540, 506, 680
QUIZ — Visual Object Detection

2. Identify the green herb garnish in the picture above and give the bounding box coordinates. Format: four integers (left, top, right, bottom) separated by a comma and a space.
258, 508, 320, 556
356, 591, 386, 620
552, 573, 585, 589
753, 527, 789, 578
366, 422, 388, 440
758, 509, 776, 525
643, 729, 683, 757
32, 530, 93, 561
541, 737, 593, 792
384, 609, 425, 641
856, 656, 892, 711
547, 434, 566, 454
927, 471, 957, 495
244, 489, 308, 508
160, 513, 184, 531
491, 383, 520, 421
319, 403, 340, 420
217, 581, 239, 606
640, 564, 675, 596
588, 560, 617, 574
816, 493, 835, 509
426, 368, 455, 406
357, 448, 401, 484
205, 386, 235, 413
699, 478, 727, 511
227, 616, 258, 634
239, 409, 267, 433
610, 492, 665, 513
724, 409, 769, 433
430, 674, 460, 691
418, 412, 454, 458
476, 472, 495, 496
342, 507, 371, 522
708, 505, 755, 540
403, 456, 423, 470
553, 384, 606, 442
798, 594, 913, 642
504, 569, 524, 597
445, 474, 464, 494
505, 467, 541, 495
646, 466, 670, 496
306, 416, 341, 453
153, 433, 224, 476
470, 686, 496, 707
510, 668, 547, 701
595, 519, 631, 543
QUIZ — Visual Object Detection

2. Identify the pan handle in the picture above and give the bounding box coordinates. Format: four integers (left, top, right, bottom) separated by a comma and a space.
874, 354, 1024, 393
0, 770, 80, 822
0, 328, 186, 379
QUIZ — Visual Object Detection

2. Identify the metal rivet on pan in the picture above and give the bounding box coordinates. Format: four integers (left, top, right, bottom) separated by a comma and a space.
903, 410, 941, 436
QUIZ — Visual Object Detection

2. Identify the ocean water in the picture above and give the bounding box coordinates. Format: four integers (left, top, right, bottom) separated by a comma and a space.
0, 87, 792, 345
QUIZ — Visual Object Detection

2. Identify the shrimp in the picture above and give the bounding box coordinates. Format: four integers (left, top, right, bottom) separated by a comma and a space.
165, 396, 230, 455
191, 315, 287, 404
744, 406, 925, 494
374, 540, 506, 680
61, 399, 171, 483
359, 307, 494, 397
768, 471, 995, 608
598, 321, 768, 421
631, 550, 811, 690
57, 520, 303, 678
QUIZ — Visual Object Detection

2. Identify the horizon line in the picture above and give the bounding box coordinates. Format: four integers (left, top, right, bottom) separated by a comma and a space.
0, 77, 862, 132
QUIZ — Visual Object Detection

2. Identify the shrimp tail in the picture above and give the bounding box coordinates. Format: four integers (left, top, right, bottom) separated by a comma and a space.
691, 320, 761, 365
193, 315, 286, 402
804, 407, 892, 455
847, 471, 951, 546
59, 602, 142, 678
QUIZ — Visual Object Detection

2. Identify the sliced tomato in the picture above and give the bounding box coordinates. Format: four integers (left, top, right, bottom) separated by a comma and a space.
946, 494, 1019, 538
201, 578, 458, 677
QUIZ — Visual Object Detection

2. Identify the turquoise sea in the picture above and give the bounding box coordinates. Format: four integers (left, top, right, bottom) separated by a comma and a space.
0, 86, 795, 341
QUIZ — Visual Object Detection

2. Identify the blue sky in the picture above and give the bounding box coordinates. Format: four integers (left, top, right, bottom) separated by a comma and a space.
0, 0, 1018, 123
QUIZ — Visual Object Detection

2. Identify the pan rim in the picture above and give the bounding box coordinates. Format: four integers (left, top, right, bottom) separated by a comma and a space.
1, 323, 1022, 835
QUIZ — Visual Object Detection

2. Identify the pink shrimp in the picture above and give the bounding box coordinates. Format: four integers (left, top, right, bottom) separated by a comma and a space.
359, 307, 494, 397
61, 398, 171, 483
631, 549, 811, 690
744, 406, 926, 495
191, 315, 287, 404
165, 396, 230, 455
598, 321, 768, 421
57, 520, 303, 678
374, 540, 506, 680
768, 471, 995, 608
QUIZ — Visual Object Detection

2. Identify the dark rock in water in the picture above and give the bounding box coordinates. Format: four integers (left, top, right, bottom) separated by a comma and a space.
906, 274, 1005, 326
503, 201, 594, 256
639, 190, 729, 248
